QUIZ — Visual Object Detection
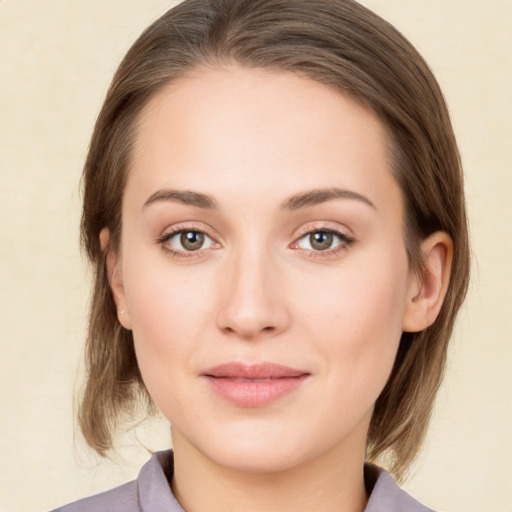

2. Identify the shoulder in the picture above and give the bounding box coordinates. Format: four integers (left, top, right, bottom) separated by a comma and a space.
50, 480, 138, 512
365, 464, 435, 512
52, 453, 434, 512
51, 450, 183, 512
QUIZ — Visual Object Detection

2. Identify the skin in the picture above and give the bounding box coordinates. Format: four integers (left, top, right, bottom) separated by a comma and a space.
104, 66, 452, 512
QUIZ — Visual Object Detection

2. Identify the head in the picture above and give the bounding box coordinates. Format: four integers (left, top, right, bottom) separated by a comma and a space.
79, 0, 469, 479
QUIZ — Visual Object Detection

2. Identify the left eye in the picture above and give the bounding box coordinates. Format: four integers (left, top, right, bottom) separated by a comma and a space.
166, 230, 215, 252
296, 230, 347, 251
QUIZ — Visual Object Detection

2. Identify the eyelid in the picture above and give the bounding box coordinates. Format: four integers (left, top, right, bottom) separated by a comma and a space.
292, 221, 355, 240
158, 221, 219, 240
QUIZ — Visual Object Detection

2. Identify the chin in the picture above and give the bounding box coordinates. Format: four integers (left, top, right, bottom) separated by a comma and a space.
207, 439, 309, 474
172, 415, 316, 474
181, 413, 361, 476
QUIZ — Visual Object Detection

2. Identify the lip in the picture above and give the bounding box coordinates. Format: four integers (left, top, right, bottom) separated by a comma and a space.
201, 362, 310, 407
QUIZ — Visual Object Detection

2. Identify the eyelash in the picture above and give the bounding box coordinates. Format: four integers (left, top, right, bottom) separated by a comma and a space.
291, 225, 356, 258
156, 224, 355, 260
156, 224, 218, 259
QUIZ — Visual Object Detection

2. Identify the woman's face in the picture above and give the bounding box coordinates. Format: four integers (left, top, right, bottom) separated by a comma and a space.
112, 66, 419, 473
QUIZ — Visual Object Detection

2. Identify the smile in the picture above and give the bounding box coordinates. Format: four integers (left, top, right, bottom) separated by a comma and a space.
202, 362, 310, 407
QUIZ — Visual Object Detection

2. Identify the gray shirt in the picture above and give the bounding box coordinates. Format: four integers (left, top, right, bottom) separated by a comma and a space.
52, 450, 434, 512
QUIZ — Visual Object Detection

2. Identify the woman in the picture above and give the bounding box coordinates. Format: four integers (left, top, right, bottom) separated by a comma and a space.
55, 0, 469, 510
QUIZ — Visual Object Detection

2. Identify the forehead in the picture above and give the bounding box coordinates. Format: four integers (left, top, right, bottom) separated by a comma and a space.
127, 65, 399, 215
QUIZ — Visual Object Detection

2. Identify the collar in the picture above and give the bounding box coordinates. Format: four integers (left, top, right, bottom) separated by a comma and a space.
135, 450, 433, 512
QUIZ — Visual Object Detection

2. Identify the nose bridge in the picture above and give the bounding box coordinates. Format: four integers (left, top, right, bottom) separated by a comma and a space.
216, 236, 289, 339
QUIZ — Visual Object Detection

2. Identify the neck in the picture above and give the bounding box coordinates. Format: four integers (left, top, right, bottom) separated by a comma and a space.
170, 429, 368, 512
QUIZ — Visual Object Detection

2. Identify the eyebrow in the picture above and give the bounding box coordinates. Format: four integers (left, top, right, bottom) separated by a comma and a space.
142, 189, 218, 210
281, 187, 376, 211
142, 186, 375, 212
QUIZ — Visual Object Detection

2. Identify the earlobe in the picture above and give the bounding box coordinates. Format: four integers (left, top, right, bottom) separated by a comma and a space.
100, 228, 132, 330
402, 231, 453, 333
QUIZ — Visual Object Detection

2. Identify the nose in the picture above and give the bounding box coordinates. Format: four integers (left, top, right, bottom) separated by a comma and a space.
216, 246, 291, 340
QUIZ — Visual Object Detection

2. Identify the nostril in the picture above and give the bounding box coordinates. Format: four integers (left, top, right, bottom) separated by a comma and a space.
220, 324, 277, 339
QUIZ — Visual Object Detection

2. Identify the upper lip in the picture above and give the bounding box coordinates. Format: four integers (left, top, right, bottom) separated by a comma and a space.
202, 362, 309, 379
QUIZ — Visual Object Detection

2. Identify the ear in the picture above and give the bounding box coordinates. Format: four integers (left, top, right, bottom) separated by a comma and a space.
100, 228, 132, 330
402, 231, 453, 333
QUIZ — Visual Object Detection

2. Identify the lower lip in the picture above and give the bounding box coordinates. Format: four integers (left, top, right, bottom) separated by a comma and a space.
204, 375, 309, 407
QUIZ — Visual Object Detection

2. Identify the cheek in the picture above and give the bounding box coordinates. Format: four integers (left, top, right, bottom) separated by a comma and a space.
294, 247, 409, 396
128, 272, 211, 339
121, 250, 218, 392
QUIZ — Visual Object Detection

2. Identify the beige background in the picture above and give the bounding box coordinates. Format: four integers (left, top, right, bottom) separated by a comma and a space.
0, 1, 511, 511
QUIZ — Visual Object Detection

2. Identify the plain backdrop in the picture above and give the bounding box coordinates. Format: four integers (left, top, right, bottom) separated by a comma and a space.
0, 1, 511, 511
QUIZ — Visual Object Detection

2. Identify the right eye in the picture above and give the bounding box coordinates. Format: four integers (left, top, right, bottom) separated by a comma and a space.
159, 229, 217, 254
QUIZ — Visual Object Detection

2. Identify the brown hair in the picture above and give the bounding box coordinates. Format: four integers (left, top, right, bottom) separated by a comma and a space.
79, 0, 469, 479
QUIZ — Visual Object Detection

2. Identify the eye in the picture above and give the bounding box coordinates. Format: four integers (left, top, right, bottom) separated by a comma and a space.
162, 229, 216, 252
302, 231, 336, 251
294, 228, 354, 253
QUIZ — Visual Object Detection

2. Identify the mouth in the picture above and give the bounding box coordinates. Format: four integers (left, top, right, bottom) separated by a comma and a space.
201, 362, 310, 407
